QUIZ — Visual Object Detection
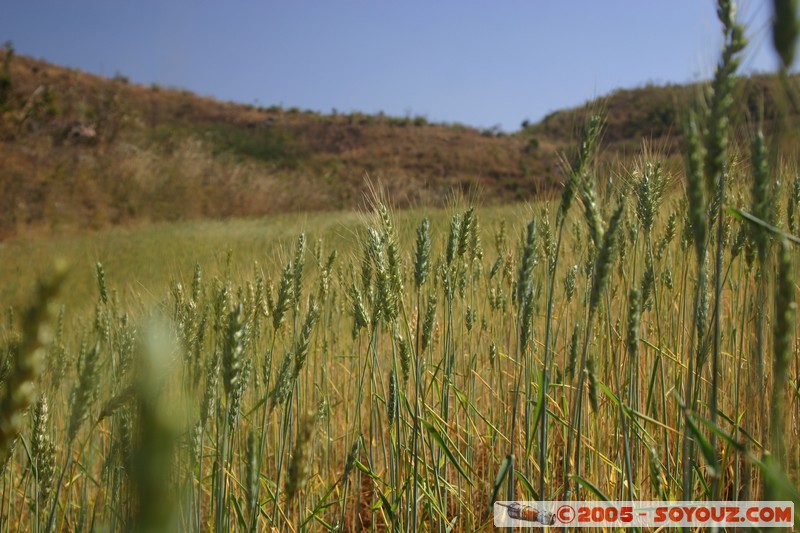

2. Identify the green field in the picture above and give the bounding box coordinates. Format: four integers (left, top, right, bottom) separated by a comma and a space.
0, 203, 528, 314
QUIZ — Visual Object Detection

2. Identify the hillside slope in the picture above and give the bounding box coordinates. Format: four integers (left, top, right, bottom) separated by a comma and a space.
0, 48, 797, 239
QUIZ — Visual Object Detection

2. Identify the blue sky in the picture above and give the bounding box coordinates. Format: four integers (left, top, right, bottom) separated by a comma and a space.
0, 1, 788, 131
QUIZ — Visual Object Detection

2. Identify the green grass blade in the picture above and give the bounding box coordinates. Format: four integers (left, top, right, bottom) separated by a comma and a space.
727, 207, 800, 244
421, 420, 474, 485
571, 475, 611, 501
514, 469, 539, 500
488, 455, 512, 512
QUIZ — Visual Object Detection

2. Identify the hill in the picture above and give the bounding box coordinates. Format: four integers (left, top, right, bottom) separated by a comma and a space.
0, 47, 798, 239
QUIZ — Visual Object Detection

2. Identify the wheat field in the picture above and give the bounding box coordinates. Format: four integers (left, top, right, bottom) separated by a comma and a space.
0, 2, 799, 531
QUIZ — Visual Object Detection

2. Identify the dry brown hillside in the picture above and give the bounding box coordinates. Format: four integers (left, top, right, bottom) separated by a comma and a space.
0, 47, 797, 239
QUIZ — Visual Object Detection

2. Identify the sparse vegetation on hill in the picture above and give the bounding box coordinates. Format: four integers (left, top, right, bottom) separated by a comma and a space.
0, 51, 533, 239
525, 74, 800, 155
0, 46, 798, 241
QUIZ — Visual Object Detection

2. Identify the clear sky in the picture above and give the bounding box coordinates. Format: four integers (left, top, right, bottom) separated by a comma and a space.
0, 1, 790, 131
